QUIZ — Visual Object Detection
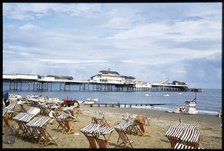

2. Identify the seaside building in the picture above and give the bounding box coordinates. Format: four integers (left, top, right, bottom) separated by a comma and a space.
89, 69, 152, 91
171, 80, 187, 86
89, 69, 125, 84
3, 74, 40, 80
152, 79, 188, 91
47, 75, 73, 80
135, 80, 152, 90
121, 76, 136, 84
39, 76, 55, 81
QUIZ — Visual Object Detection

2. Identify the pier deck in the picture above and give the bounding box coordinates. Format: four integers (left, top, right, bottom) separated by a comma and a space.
3, 74, 200, 92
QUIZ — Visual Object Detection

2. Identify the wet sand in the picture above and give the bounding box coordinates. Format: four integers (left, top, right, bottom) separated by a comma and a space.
2, 104, 222, 149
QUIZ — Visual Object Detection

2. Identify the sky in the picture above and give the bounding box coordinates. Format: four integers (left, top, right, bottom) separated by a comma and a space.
3, 3, 222, 89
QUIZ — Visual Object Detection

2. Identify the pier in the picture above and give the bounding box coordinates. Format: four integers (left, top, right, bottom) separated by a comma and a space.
3, 74, 197, 92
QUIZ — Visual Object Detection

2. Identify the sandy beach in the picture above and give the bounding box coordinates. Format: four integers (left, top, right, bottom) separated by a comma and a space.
2, 104, 222, 149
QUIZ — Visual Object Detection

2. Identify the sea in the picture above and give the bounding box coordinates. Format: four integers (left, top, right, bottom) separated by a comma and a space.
4, 88, 221, 116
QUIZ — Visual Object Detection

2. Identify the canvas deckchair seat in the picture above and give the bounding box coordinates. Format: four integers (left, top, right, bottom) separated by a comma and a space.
165, 123, 200, 148
27, 107, 41, 115
19, 113, 37, 123
95, 126, 114, 135
114, 121, 130, 131
4, 103, 16, 118
80, 123, 101, 134
5, 103, 16, 111
174, 143, 203, 149
13, 112, 27, 120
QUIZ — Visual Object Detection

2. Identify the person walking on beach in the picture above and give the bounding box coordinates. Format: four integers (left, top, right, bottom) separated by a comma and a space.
49, 108, 56, 125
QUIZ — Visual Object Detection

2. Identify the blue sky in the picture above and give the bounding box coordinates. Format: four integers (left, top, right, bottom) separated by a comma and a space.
3, 3, 222, 89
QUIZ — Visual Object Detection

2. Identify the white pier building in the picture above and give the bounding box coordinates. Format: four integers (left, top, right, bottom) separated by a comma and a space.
89, 69, 125, 84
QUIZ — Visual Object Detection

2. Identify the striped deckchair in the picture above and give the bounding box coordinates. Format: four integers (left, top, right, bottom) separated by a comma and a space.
13, 107, 40, 138
165, 123, 201, 148
114, 122, 134, 148
80, 123, 101, 148
26, 116, 57, 146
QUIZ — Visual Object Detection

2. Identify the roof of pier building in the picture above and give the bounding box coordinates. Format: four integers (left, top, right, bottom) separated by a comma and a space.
172, 80, 187, 85
90, 69, 121, 79
3, 74, 41, 80
99, 70, 120, 75
47, 75, 73, 80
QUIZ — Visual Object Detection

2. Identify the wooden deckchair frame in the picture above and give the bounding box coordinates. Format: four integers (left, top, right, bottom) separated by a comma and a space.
122, 113, 131, 122
93, 126, 114, 148
85, 135, 98, 148
39, 103, 51, 116
95, 138, 108, 148
115, 127, 134, 148
92, 111, 110, 127
54, 112, 75, 134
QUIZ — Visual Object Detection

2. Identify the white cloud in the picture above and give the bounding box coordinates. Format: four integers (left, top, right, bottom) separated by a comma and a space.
3, 3, 102, 20
107, 23, 169, 40
108, 17, 221, 42
102, 7, 143, 29
3, 3, 222, 88
19, 23, 39, 30
38, 58, 108, 64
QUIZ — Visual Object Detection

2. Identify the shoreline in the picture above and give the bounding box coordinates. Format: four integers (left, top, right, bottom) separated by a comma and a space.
90, 103, 221, 116
83, 105, 221, 125
2, 104, 222, 149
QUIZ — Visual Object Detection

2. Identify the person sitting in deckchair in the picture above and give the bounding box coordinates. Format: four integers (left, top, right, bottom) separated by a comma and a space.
3, 111, 14, 129
64, 119, 74, 134
133, 114, 149, 136
17, 99, 26, 112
